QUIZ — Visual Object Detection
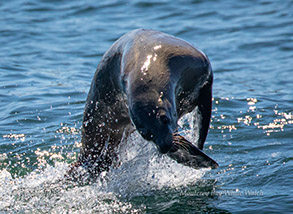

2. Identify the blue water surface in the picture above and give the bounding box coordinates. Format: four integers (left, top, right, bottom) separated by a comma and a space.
0, 0, 292, 213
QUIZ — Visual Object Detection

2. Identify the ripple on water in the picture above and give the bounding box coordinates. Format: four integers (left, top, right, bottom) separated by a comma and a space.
0, 0, 292, 212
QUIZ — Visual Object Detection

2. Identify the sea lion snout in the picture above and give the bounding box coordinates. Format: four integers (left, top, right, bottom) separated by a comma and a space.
153, 109, 177, 154
154, 133, 173, 154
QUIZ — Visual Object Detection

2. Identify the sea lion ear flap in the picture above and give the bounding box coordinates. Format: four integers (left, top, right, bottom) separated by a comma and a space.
167, 134, 218, 169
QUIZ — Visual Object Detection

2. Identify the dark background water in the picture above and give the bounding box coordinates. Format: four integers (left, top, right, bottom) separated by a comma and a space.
0, 0, 292, 213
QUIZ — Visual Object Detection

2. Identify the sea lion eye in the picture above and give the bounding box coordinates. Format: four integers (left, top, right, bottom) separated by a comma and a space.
160, 115, 170, 124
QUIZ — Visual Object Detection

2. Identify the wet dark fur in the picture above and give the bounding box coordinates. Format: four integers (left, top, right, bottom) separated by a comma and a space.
71, 29, 213, 177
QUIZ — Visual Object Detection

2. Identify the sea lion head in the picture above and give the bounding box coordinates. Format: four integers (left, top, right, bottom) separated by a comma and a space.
128, 89, 177, 154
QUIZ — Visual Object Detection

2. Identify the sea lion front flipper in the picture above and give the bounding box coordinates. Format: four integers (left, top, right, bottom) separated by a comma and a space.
167, 134, 218, 169
196, 76, 213, 150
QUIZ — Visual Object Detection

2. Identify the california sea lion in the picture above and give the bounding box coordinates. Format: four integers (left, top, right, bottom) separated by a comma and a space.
76, 29, 218, 177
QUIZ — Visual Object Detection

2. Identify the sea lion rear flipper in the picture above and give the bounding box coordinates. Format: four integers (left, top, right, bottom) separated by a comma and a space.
168, 134, 218, 169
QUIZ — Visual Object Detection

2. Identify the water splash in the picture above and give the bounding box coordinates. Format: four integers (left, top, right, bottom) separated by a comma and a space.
106, 131, 207, 198
0, 112, 208, 212
0, 163, 141, 213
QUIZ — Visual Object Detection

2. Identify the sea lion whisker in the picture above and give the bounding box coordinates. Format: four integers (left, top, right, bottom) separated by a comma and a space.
172, 130, 185, 135
172, 140, 189, 150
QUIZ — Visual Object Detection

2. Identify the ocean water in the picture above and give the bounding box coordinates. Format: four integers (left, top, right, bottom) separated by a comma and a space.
0, 0, 292, 213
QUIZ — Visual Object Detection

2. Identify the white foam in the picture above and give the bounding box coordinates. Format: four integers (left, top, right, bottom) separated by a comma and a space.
0, 111, 207, 212
0, 163, 140, 213
105, 131, 207, 197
